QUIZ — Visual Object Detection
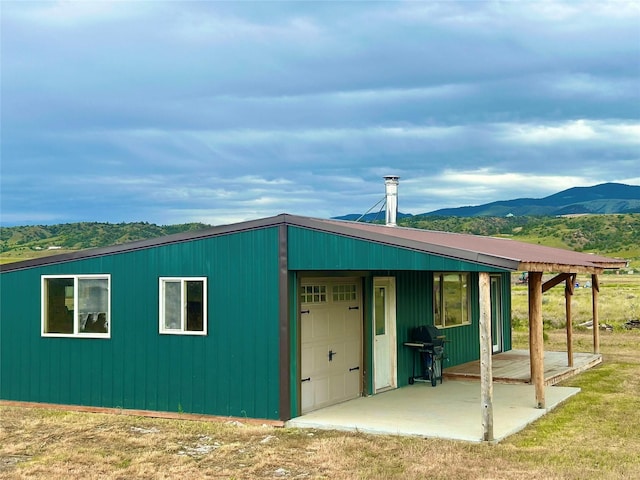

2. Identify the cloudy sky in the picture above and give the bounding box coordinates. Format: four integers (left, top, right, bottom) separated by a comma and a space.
1, 1, 639, 226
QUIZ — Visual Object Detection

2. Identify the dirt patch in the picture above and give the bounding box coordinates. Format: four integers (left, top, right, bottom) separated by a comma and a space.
0, 455, 32, 472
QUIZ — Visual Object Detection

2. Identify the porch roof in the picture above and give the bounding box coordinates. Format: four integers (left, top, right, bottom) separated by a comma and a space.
1, 213, 627, 274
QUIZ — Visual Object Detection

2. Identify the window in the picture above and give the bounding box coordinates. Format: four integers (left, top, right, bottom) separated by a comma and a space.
433, 273, 470, 328
300, 285, 327, 303
374, 286, 386, 335
159, 277, 207, 335
332, 284, 357, 302
42, 275, 110, 337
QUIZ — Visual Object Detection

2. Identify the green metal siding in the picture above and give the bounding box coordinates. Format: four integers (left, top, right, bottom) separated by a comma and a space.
0, 227, 282, 420
392, 271, 481, 388
288, 227, 507, 272
393, 271, 513, 387
287, 272, 300, 419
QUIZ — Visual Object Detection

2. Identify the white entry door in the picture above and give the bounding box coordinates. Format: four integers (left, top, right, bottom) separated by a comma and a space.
373, 277, 397, 392
300, 278, 362, 414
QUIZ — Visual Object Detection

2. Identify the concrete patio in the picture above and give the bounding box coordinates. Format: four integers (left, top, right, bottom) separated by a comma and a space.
287, 349, 601, 442
286, 380, 580, 443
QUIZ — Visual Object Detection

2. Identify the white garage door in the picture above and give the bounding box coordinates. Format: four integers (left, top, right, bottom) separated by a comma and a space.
300, 278, 362, 414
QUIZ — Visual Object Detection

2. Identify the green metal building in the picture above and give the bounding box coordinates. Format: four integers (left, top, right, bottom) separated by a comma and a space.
2, 214, 529, 421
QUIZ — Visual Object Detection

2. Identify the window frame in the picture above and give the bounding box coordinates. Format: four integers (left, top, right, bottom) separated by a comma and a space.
433, 272, 471, 328
41, 274, 111, 339
159, 277, 208, 336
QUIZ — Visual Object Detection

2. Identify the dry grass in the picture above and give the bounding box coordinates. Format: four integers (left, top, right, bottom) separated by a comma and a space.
2, 329, 640, 479
512, 274, 640, 330
0, 407, 565, 480
0, 249, 77, 265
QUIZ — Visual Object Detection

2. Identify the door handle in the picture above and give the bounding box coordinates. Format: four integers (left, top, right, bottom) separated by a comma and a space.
349, 366, 360, 372
349, 306, 359, 310
329, 350, 336, 361
301, 377, 311, 382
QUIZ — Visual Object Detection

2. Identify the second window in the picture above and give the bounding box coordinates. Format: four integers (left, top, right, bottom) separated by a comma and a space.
159, 277, 207, 335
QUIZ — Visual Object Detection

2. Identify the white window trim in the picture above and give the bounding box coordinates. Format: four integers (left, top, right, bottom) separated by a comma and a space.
159, 277, 208, 336
41, 274, 111, 339
433, 272, 472, 329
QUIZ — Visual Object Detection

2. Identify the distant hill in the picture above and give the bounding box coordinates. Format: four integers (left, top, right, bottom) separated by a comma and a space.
424, 183, 640, 217
0, 222, 211, 253
335, 182, 640, 220
335, 212, 414, 222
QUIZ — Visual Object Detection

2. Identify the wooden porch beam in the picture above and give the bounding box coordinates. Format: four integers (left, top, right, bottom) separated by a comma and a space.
528, 271, 545, 409
542, 273, 572, 293
592, 274, 600, 355
479, 272, 493, 442
519, 262, 605, 275
565, 274, 576, 367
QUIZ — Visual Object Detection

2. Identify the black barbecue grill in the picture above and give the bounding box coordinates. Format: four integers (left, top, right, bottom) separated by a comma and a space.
404, 325, 447, 387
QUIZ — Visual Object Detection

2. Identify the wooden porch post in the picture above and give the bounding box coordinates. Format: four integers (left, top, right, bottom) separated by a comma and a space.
479, 272, 493, 442
592, 274, 600, 354
565, 274, 575, 367
528, 271, 545, 409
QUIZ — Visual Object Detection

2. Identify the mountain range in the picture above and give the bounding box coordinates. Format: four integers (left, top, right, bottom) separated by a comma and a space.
336, 182, 640, 220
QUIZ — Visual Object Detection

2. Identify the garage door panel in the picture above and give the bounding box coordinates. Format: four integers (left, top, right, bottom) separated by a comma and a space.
344, 312, 360, 337
302, 311, 330, 343
343, 341, 361, 367
301, 381, 313, 412
344, 370, 361, 397
312, 345, 329, 372
301, 317, 313, 343
312, 310, 331, 340
314, 377, 329, 406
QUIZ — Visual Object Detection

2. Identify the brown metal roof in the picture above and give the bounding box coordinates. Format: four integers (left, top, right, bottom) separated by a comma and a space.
0, 213, 628, 274
308, 217, 627, 273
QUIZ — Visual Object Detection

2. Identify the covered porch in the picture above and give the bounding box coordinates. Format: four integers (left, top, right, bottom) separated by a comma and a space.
280, 215, 627, 441
474, 254, 625, 441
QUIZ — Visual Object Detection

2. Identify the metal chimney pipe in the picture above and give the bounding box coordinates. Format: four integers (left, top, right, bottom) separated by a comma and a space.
384, 175, 399, 227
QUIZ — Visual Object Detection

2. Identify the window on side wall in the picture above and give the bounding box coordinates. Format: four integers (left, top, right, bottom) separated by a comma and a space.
433, 273, 470, 328
42, 275, 111, 338
159, 277, 207, 335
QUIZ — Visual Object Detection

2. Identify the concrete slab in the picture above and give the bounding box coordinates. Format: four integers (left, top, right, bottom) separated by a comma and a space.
286, 380, 580, 443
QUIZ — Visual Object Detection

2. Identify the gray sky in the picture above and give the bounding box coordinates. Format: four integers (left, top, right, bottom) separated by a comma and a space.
2, 1, 639, 226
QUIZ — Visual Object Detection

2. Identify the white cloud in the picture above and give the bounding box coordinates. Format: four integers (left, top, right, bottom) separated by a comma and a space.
171, 10, 325, 45
501, 120, 640, 144
436, 169, 591, 190
549, 74, 637, 100
399, 170, 598, 213
4, 0, 145, 27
